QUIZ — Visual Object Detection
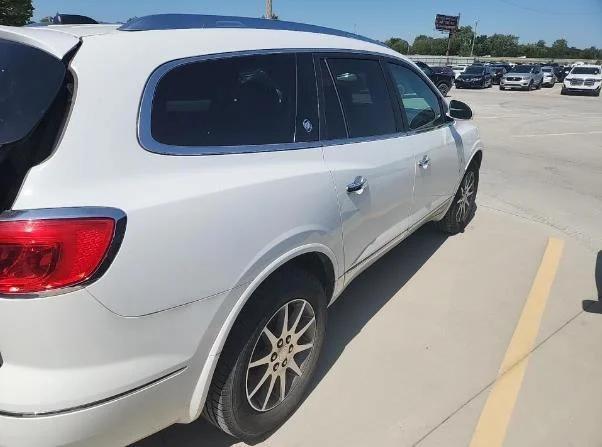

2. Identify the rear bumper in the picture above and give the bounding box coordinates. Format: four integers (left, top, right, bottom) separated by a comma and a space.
0, 287, 227, 445
0, 367, 191, 447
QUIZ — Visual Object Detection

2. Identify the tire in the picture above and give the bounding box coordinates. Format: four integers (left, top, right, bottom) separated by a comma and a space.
499, 85, 504, 90
528, 81, 534, 91
437, 163, 479, 235
536, 81, 542, 90
561, 87, 567, 95
594, 88, 600, 97
203, 266, 327, 441
437, 82, 450, 97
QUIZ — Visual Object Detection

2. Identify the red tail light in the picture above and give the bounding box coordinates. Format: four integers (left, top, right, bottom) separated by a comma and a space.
0, 218, 116, 295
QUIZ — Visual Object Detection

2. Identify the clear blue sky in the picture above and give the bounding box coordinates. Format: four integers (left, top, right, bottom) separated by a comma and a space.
32, 0, 602, 48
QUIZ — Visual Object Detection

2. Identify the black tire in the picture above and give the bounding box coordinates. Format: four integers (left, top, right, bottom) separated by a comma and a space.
437, 82, 450, 97
203, 266, 327, 442
594, 88, 600, 97
536, 81, 542, 90
527, 81, 534, 91
561, 87, 567, 95
437, 163, 479, 235
499, 85, 504, 90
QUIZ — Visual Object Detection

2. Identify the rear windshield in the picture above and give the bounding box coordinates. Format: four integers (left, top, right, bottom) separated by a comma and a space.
571, 67, 600, 75
0, 40, 66, 145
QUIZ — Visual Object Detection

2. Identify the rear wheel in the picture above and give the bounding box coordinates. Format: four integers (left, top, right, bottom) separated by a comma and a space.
203, 266, 327, 441
437, 163, 479, 235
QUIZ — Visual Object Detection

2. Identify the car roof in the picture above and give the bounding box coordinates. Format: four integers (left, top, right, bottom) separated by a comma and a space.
1, 14, 398, 62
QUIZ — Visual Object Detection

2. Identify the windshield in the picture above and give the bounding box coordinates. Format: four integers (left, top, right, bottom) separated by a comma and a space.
542, 67, 553, 72
464, 66, 484, 75
0, 39, 66, 146
571, 67, 600, 75
511, 65, 534, 74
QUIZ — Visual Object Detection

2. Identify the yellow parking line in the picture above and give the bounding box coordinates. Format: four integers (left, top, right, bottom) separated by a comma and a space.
469, 237, 564, 447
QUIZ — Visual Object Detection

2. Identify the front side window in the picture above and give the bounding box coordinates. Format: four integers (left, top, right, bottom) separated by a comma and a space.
326, 58, 397, 138
387, 63, 443, 131
151, 53, 296, 147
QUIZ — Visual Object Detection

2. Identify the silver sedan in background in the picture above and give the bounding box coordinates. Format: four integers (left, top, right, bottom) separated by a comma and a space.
541, 66, 557, 87
500, 64, 544, 91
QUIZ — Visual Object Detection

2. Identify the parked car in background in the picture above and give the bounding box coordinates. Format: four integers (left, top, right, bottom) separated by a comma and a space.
553, 65, 567, 82
0, 15, 484, 446
500, 65, 543, 91
541, 66, 556, 87
562, 65, 602, 96
414, 61, 455, 96
455, 65, 493, 89
451, 64, 470, 78
490, 65, 507, 85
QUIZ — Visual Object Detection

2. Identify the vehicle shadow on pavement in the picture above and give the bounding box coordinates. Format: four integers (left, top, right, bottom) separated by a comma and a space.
582, 251, 602, 314
306, 223, 448, 396
132, 224, 449, 447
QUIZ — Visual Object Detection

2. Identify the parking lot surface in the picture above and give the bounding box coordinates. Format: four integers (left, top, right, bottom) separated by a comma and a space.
134, 84, 602, 447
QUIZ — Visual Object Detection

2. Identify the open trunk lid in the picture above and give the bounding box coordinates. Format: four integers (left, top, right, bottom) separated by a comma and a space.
0, 27, 78, 211
0, 25, 80, 59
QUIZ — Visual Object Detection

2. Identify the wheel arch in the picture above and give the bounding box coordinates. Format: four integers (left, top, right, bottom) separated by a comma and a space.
184, 244, 340, 422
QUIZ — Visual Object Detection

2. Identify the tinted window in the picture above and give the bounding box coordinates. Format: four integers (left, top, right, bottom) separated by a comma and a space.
0, 40, 66, 145
295, 53, 319, 142
571, 67, 600, 75
151, 53, 296, 147
387, 63, 442, 131
319, 59, 347, 140
511, 65, 534, 73
327, 58, 397, 138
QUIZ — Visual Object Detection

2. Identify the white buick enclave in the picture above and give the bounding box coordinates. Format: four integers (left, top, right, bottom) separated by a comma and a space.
0, 14, 483, 446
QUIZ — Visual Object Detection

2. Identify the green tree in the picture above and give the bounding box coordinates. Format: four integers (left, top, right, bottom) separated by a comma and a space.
550, 39, 569, 57
487, 34, 519, 57
0, 0, 34, 26
450, 26, 474, 56
411, 35, 434, 54
384, 37, 410, 54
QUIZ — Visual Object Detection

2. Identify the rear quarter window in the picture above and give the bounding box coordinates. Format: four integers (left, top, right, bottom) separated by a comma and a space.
150, 53, 297, 148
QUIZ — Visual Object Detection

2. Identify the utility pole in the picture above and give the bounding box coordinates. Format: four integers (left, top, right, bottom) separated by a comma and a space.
266, 0, 273, 19
470, 19, 479, 58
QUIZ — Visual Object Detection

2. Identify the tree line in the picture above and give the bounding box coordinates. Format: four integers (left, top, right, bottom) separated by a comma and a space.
385, 26, 602, 60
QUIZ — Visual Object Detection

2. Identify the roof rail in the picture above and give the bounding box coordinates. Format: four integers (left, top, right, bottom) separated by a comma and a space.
119, 14, 385, 47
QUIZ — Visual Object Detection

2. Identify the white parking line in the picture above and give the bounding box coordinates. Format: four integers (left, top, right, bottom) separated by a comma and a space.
512, 130, 602, 138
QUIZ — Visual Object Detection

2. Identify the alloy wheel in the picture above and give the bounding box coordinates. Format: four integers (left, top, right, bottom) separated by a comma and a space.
456, 171, 475, 223
245, 299, 317, 412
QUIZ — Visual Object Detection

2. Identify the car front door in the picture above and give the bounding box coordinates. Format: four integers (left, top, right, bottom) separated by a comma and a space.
386, 61, 462, 225
317, 55, 415, 272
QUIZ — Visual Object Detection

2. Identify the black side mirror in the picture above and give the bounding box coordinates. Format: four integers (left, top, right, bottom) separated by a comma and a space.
448, 100, 473, 120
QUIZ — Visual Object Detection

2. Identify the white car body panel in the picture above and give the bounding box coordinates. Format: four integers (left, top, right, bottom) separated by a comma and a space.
0, 23, 484, 446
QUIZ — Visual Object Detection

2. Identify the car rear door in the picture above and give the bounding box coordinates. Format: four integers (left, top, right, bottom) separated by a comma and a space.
317, 53, 414, 272
385, 61, 461, 224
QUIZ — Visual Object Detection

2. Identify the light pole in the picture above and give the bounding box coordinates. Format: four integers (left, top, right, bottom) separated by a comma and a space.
470, 19, 479, 58
266, 0, 273, 19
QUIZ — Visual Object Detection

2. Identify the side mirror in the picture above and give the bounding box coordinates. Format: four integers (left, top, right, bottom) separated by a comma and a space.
448, 100, 473, 120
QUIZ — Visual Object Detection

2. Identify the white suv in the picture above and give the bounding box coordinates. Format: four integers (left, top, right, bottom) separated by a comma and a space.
0, 14, 483, 446
562, 65, 602, 96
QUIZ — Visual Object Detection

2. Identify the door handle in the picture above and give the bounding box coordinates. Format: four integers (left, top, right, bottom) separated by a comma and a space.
418, 155, 430, 169
346, 176, 368, 194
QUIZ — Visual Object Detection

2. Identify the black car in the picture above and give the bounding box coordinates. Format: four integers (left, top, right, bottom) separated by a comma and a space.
455, 65, 493, 89
414, 61, 455, 96
554, 65, 567, 82
490, 65, 508, 85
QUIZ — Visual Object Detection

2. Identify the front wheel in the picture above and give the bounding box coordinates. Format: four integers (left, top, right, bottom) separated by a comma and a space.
437, 82, 450, 97
437, 164, 479, 234
204, 266, 327, 441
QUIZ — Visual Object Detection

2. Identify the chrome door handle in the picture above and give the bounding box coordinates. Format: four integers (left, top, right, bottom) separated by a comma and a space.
418, 155, 430, 169
346, 176, 368, 194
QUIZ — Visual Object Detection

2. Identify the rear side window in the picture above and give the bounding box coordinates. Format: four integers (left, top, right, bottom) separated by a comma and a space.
327, 58, 397, 138
387, 63, 443, 131
151, 53, 296, 147
318, 59, 347, 140
0, 40, 66, 145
